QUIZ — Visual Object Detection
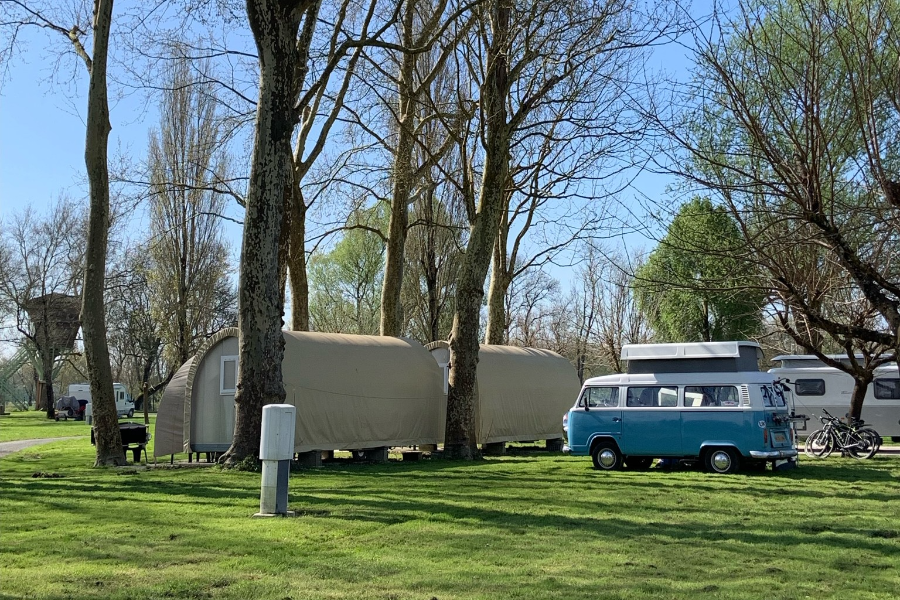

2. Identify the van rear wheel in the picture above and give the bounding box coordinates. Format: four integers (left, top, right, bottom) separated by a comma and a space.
591, 442, 622, 471
704, 448, 740, 474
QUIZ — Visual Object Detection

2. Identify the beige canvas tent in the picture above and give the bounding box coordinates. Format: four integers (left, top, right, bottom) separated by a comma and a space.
153, 359, 193, 457
425, 342, 579, 444
155, 329, 579, 459
154, 329, 445, 457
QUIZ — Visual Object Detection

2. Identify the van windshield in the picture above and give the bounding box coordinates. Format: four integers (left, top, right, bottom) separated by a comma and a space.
580, 387, 619, 408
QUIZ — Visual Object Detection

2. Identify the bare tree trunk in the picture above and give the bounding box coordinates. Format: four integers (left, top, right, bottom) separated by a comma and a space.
445, 0, 511, 460
42, 351, 54, 419
484, 248, 511, 344
426, 264, 441, 342
33, 372, 42, 411
848, 377, 871, 422
702, 297, 711, 343
220, 0, 305, 465
484, 187, 511, 344
380, 0, 417, 337
289, 185, 309, 331
278, 173, 293, 309
82, 0, 124, 466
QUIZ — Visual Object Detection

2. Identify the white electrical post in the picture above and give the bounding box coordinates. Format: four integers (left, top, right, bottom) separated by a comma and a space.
255, 404, 296, 517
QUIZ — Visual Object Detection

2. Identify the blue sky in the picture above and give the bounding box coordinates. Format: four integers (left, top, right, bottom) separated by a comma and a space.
0, 5, 709, 271
1, 57, 98, 214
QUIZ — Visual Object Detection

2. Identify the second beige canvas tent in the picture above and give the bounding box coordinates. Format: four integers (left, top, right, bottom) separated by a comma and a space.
425, 341, 580, 444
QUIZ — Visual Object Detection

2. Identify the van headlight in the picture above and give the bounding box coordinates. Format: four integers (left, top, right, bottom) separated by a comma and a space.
562, 412, 568, 432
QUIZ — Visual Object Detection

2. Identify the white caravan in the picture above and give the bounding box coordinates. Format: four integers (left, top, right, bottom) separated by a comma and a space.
67, 383, 136, 420
769, 355, 900, 440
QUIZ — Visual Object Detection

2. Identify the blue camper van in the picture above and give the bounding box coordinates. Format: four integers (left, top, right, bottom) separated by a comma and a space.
563, 342, 799, 473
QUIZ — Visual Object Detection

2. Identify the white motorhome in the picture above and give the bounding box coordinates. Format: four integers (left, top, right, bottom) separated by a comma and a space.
68, 383, 135, 420
769, 355, 900, 440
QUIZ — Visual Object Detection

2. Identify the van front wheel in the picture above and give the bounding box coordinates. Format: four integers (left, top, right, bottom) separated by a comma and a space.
704, 448, 740, 474
591, 442, 622, 471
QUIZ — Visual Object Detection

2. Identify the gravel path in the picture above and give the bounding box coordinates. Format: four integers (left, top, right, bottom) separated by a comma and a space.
0, 437, 81, 458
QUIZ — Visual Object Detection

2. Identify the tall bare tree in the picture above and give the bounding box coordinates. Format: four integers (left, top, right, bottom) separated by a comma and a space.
374, 0, 471, 336
481, 0, 646, 344
146, 55, 237, 366
219, 0, 309, 466
80, 0, 123, 465
445, 0, 677, 458
442, 0, 513, 458
282, 0, 396, 332
0, 0, 125, 464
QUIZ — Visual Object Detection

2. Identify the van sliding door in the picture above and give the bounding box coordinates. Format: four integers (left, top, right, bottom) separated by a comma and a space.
621, 386, 680, 456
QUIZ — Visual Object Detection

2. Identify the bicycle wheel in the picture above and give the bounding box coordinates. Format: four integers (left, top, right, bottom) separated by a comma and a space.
858, 427, 882, 452
846, 430, 877, 459
805, 429, 833, 458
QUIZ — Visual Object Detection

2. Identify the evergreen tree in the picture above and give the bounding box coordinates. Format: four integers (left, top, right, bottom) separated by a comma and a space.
634, 197, 764, 342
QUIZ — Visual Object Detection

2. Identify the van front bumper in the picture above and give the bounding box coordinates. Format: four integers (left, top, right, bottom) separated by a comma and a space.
749, 449, 798, 459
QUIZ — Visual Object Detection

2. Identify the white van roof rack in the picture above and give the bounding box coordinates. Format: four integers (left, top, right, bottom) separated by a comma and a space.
621, 341, 760, 361
621, 341, 763, 374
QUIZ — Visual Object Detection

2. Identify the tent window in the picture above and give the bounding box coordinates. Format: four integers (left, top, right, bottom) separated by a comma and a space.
220, 356, 238, 395
438, 362, 449, 395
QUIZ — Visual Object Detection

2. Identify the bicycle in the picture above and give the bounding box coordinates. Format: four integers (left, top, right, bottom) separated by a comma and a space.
804, 409, 879, 459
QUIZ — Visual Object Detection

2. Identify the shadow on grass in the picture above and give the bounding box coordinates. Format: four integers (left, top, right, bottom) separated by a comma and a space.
1, 473, 260, 506
284, 490, 900, 557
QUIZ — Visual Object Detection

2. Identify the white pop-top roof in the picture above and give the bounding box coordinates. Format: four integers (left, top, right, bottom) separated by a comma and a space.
620, 341, 761, 361
583, 370, 776, 387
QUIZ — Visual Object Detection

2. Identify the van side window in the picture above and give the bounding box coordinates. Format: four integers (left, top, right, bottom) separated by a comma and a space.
684, 386, 739, 407
794, 379, 825, 396
580, 387, 619, 408
874, 378, 900, 399
626, 386, 678, 408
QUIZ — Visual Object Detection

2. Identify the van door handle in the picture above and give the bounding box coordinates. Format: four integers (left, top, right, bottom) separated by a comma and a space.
612, 417, 621, 422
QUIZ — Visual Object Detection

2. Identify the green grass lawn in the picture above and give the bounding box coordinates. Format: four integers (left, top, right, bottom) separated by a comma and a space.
0, 410, 156, 444
1, 432, 898, 600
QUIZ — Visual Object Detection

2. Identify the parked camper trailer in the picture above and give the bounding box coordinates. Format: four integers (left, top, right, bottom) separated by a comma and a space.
564, 342, 799, 473
769, 355, 900, 440
68, 383, 135, 420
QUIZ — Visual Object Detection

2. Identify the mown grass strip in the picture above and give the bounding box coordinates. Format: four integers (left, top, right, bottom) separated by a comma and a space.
1, 427, 898, 599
